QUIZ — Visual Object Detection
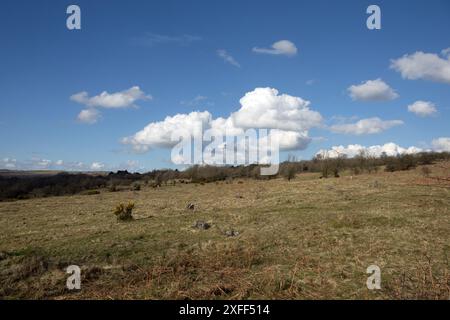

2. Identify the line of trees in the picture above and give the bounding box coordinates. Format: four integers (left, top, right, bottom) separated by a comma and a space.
1, 151, 448, 200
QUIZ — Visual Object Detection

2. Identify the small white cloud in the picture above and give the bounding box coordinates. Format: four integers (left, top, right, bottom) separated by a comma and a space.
329, 117, 403, 135
1, 158, 17, 169
71, 86, 151, 109
36, 159, 52, 168
252, 40, 298, 57
407, 100, 437, 117
90, 162, 105, 170
55, 160, 64, 166
77, 109, 100, 124
348, 79, 399, 101
316, 142, 423, 159
390, 49, 450, 84
217, 49, 241, 67
432, 137, 450, 152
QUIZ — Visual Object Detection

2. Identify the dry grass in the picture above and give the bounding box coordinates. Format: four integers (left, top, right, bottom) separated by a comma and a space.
0, 162, 449, 299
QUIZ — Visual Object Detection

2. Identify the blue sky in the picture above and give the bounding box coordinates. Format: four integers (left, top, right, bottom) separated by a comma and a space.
1, 0, 449, 171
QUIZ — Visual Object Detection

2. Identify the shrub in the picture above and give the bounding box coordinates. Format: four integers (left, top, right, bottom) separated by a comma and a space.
281, 163, 296, 181
82, 190, 100, 196
132, 183, 141, 191
113, 202, 135, 221
421, 166, 431, 177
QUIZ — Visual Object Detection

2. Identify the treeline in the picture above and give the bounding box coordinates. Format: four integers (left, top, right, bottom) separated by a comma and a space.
0, 171, 143, 201
0, 152, 449, 201
279, 151, 450, 180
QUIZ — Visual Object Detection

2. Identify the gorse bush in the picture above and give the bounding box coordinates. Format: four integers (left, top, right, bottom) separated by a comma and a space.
113, 202, 135, 221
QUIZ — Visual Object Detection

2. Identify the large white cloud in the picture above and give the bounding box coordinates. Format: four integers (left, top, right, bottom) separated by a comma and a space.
71, 86, 151, 109
231, 88, 322, 132
390, 50, 450, 84
316, 143, 423, 159
122, 87, 322, 153
122, 111, 213, 152
407, 100, 437, 117
329, 117, 403, 135
432, 137, 450, 152
252, 40, 298, 56
348, 79, 399, 101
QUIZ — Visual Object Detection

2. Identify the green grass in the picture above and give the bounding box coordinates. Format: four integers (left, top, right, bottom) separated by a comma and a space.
0, 163, 449, 299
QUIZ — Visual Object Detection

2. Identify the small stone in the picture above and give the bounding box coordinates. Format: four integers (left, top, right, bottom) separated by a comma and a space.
186, 203, 195, 210
224, 230, 240, 237
193, 220, 210, 230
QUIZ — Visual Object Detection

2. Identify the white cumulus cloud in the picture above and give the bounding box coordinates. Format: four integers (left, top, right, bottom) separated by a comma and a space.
432, 137, 450, 152
316, 142, 423, 159
77, 109, 100, 124
122, 111, 213, 152
231, 87, 322, 132
122, 87, 323, 153
407, 100, 437, 117
90, 162, 105, 170
348, 79, 399, 101
390, 49, 450, 84
71, 86, 151, 109
252, 40, 298, 57
268, 129, 311, 151
329, 117, 403, 135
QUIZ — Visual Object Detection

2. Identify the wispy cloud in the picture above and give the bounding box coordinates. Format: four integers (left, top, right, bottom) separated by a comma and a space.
0, 157, 144, 172
180, 95, 214, 107
217, 49, 241, 67
131, 33, 202, 47
329, 117, 403, 135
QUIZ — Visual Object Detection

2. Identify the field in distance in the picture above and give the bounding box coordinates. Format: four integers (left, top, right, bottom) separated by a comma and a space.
0, 162, 449, 299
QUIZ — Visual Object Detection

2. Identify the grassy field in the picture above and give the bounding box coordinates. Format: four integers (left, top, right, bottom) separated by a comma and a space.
0, 162, 449, 299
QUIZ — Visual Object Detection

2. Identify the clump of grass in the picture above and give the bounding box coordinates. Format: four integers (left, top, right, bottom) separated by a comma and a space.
113, 202, 135, 221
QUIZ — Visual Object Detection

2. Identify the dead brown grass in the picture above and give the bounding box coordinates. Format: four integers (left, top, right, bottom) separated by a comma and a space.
0, 161, 449, 299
